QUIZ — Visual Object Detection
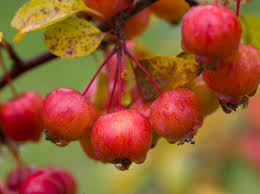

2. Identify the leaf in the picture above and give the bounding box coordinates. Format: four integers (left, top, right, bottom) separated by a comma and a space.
11, 0, 100, 42
198, 0, 252, 7
135, 56, 199, 101
44, 17, 104, 58
239, 14, 260, 49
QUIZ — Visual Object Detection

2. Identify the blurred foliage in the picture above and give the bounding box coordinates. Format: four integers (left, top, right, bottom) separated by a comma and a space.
0, 0, 260, 194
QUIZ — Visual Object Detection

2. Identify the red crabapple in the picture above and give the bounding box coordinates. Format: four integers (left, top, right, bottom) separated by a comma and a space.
181, 4, 241, 59
150, 89, 203, 144
6, 166, 36, 191
91, 110, 152, 170
0, 91, 43, 142
202, 44, 260, 105
19, 168, 76, 194
42, 88, 99, 143
80, 133, 99, 161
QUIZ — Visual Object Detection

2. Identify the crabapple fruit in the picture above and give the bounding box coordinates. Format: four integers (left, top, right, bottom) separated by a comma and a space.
150, 89, 203, 144
19, 168, 76, 194
202, 44, 260, 104
186, 75, 219, 116
80, 133, 99, 161
6, 166, 36, 191
150, 0, 189, 23
42, 88, 99, 142
181, 4, 241, 59
91, 110, 152, 170
0, 91, 43, 142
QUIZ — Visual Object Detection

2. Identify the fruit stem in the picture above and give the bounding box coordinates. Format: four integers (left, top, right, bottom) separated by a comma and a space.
82, 51, 115, 96
117, 50, 123, 111
125, 49, 163, 95
107, 61, 119, 113
0, 51, 18, 97
128, 55, 145, 103
214, 0, 218, 5
120, 41, 127, 78
236, 0, 241, 16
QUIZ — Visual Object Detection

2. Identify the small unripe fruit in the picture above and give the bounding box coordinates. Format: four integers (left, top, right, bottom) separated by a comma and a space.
42, 88, 99, 142
19, 168, 76, 194
91, 110, 152, 170
150, 89, 203, 144
6, 166, 36, 191
124, 9, 150, 40
202, 44, 260, 102
150, 0, 189, 23
0, 91, 43, 142
181, 5, 241, 58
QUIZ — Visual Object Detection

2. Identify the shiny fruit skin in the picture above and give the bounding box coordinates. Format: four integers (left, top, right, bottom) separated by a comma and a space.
42, 88, 99, 142
0, 91, 43, 142
150, 0, 189, 23
6, 166, 36, 191
150, 89, 203, 143
202, 44, 260, 99
19, 168, 76, 194
83, 0, 131, 20
181, 5, 241, 59
80, 133, 99, 161
91, 110, 152, 167
124, 9, 150, 40
186, 75, 219, 116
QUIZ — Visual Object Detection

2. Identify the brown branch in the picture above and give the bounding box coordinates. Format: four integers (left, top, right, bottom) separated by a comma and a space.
0, 0, 159, 90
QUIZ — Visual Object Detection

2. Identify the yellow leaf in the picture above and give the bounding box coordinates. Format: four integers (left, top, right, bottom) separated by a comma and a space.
0, 32, 2, 42
11, 0, 99, 41
198, 0, 252, 7
44, 17, 104, 58
135, 56, 199, 101
239, 14, 260, 49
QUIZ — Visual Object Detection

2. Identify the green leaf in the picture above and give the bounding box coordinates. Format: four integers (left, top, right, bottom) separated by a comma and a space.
44, 17, 104, 58
239, 14, 260, 49
135, 56, 199, 101
11, 0, 100, 42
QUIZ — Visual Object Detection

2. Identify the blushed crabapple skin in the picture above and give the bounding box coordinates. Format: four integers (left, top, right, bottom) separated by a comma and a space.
42, 88, 99, 142
150, 0, 189, 23
124, 8, 150, 40
202, 44, 260, 102
80, 133, 99, 161
130, 100, 161, 148
6, 166, 36, 191
150, 89, 203, 144
181, 4, 241, 59
0, 91, 43, 142
91, 110, 152, 170
19, 168, 76, 194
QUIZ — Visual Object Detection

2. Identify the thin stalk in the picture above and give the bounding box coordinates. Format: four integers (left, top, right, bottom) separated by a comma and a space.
128, 55, 144, 103
236, 0, 241, 16
215, 0, 218, 5
0, 51, 18, 97
117, 51, 122, 111
82, 51, 115, 96
107, 62, 119, 113
125, 49, 163, 95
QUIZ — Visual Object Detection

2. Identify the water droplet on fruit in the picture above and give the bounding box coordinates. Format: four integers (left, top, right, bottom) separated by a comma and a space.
55, 140, 70, 147
113, 158, 132, 171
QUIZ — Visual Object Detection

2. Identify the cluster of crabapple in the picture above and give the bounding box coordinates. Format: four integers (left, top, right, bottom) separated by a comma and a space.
0, 165, 76, 194
181, 3, 260, 112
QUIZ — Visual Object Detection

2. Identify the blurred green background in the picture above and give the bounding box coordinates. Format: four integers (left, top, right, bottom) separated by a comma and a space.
1, 1, 260, 194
